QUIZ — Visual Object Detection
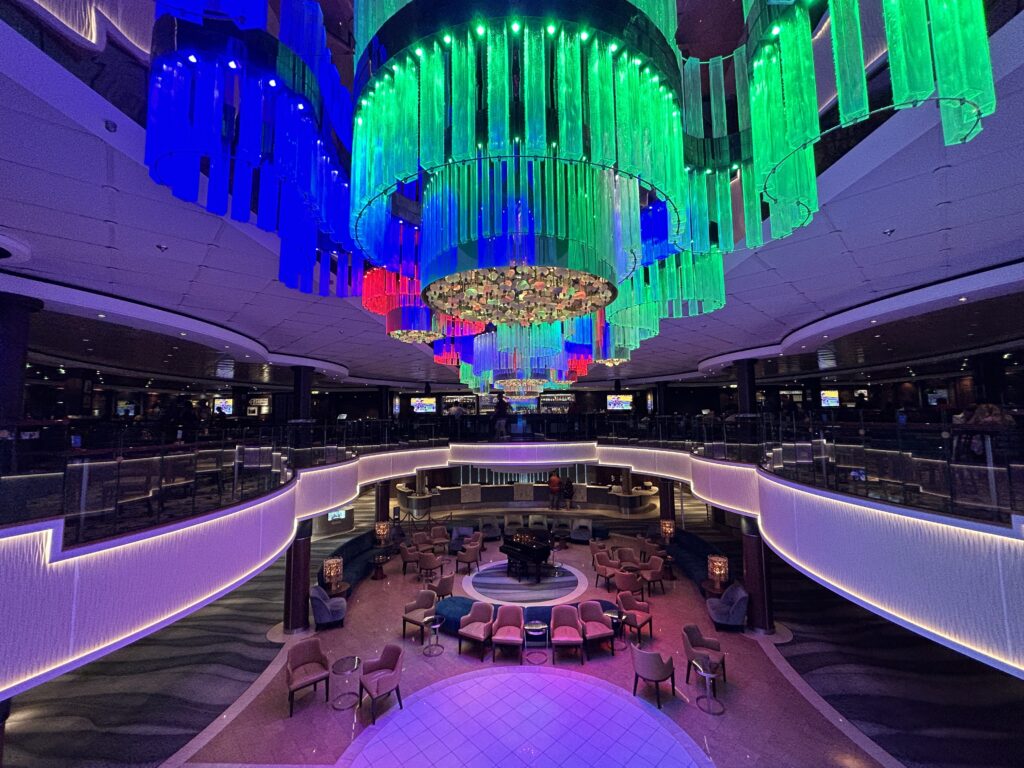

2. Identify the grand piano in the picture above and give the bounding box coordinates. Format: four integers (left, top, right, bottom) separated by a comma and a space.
499, 529, 552, 583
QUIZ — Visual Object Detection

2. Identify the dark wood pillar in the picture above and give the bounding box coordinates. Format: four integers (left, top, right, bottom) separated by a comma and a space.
0, 697, 11, 768
291, 365, 313, 421
0, 294, 42, 475
283, 519, 313, 634
741, 516, 775, 634
659, 481, 675, 521
375, 480, 390, 522
735, 358, 757, 415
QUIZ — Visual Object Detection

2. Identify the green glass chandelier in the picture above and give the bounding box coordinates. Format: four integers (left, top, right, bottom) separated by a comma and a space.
346, 0, 997, 390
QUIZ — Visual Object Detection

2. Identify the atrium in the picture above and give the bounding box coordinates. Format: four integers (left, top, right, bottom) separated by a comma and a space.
1, 1, 1023, 767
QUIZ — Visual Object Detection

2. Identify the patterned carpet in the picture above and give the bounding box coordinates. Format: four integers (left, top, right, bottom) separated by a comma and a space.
2, 489, 379, 768
466, 560, 584, 604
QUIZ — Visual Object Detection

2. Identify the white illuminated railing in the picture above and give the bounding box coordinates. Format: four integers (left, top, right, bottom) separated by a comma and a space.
1, 442, 1021, 701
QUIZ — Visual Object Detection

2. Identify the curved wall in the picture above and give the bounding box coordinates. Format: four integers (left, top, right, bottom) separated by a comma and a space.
1, 443, 1021, 701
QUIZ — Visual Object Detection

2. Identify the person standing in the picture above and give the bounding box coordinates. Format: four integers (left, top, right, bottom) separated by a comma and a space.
548, 471, 562, 510
561, 475, 575, 510
493, 392, 510, 439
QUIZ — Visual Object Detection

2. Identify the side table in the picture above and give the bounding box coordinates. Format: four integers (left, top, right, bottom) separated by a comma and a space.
693, 661, 725, 715
330, 655, 361, 711
524, 620, 549, 665
424, 616, 445, 657
603, 609, 628, 651
701, 579, 726, 598
327, 582, 351, 599
371, 554, 390, 580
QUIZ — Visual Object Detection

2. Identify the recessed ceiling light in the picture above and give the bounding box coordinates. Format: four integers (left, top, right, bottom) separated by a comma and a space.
97, 313, 106, 318
870, 319, 877, 324
180, 332, 187, 336
823, 335, 829, 339
958, 296, 967, 302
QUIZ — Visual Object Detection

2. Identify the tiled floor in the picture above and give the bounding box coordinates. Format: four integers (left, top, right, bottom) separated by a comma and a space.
339, 668, 713, 768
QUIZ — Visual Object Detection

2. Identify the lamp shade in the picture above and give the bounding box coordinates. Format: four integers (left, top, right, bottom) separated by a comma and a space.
323, 557, 343, 584
375, 521, 392, 540
707, 554, 728, 584
660, 519, 676, 541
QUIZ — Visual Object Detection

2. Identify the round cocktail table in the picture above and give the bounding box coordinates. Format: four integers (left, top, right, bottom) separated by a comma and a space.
330, 655, 361, 711
424, 616, 445, 657
603, 609, 628, 651
524, 620, 549, 665
694, 662, 724, 715
371, 554, 390, 580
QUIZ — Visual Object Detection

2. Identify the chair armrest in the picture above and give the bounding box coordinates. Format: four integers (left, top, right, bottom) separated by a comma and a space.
363, 657, 386, 674
701, 638, 721, 652
403, 600, 419, 613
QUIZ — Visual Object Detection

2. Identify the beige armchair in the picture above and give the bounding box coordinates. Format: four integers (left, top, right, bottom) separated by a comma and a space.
491, 604, 525, 663
613, 570, 645, 601
359, 644, 404, 724
629, 643, 675, 709
286, 637, 329, 717
639, 538, 667, 563
615, 547, 640, 570
456, 543, 481, 574
682, 624, 727, 692
412, 531, 433, 553
580, 600, 615, 657
617, 591, 653, 646
427, 571, 454, 600
639, 555, 666, 596
418, 552, 442, 581
402, 589, 437, 643
589, 539, 607, 569
399, 543, 420, 575
594, 551, 622, 591
430, 524, 449, 552
551, 604, 585, 665
458, 601, 494, 659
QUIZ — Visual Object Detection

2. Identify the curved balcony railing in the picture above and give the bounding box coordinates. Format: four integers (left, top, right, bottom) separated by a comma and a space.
2, 414, 1021, 543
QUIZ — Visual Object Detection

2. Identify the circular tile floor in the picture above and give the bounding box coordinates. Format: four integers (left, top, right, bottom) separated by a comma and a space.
339, 667, 713, 768
462, 560, 589, 606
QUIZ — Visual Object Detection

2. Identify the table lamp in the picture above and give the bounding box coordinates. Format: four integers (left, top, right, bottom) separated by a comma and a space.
323, 557, 343, 591
660, 519, 676, 543
707, 555, 729, 590
375, 521, 392, 547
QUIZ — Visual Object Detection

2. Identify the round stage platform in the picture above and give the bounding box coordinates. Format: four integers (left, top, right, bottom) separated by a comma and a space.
462, 560, 589, 606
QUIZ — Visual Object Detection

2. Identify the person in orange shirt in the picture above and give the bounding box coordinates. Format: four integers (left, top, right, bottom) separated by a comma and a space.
548, 471, 562, 510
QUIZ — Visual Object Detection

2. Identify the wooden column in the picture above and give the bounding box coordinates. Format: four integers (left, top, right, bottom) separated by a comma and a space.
375, 480, 391, 522
741, 516, 775, 634
659, 481, 675, 521
283, 519, 313, 634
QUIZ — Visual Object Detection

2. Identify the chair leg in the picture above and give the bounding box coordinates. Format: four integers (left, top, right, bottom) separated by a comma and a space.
633, 674, 639, 696
395, 686, 403, 709
458, 637, 462, 655
402, 620, 406, 640
655, 681, 661, 709
580, 645, 584, 665
722, 657, 727, 683
325, 676, 330, 701
288, 691, 294, 717
371, 697, 377, 725
686, 660, 692, 684
670, 672, 676, 698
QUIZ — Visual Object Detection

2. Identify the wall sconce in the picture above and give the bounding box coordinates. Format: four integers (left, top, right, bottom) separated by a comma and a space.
707, 555, 729, 589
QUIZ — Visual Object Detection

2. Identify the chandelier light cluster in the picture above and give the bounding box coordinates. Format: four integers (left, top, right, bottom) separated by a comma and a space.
144, 0, 997, 395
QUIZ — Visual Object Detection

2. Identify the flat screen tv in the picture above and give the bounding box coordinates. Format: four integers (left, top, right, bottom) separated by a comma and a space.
214, 397, 233, 415
820, 390, 840, 408
607, 394, 634, 411
411, 397, 437, 413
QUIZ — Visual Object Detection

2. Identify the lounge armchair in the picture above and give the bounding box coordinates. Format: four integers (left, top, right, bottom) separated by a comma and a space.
617, 591, 653, 646
309, 585, 346, 629
412, 531, 433, 554
613, 571, 645, 601
491, 604, 525, 663
629, 643, 675, 709
456, 543, 481, 574
286, 637, 329, 716
359, 644, 403, 724
430, 525, 449, 553
682, 624, 727, 694
639, 556, 666, 597
427, 571, 454, 600
580, 600, 615, 657
458, 601, 494, 659
480, 517, 502, 542
402, 590, 437, 643
639, 538, 667, 563
706, 582, 749, 630
615, 547, 641, 570
588, 539, 607, 569
528, 514, 548, 531
504, 514, 524, 531
418, 552, 442, 581
551, 604, 585, 665
570, 519, 593, 545
594, 551, 622, 591
399, 543, 420, 575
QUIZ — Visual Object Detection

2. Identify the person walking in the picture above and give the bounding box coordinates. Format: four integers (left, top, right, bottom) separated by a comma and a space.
493, 392, 510, 439
548, 471, 562, 510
